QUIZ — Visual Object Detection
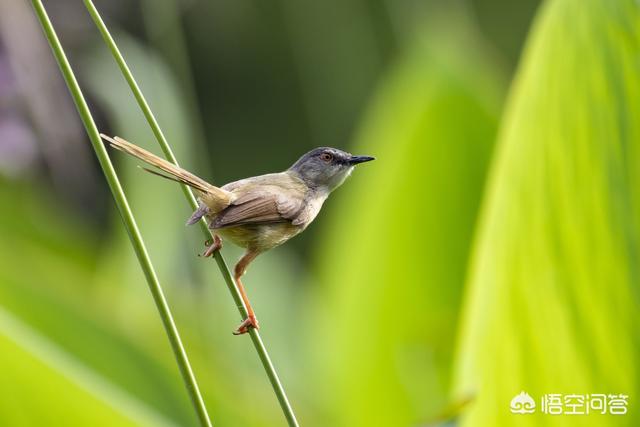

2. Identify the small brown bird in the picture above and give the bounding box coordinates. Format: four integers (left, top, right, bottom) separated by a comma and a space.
101, 135, 374, 335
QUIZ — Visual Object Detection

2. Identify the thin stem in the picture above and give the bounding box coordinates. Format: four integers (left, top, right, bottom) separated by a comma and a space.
82, 1, 300, 426
30, 2, 213, 426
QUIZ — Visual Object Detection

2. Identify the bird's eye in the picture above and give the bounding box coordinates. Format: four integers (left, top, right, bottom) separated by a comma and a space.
320, 152, 333, 162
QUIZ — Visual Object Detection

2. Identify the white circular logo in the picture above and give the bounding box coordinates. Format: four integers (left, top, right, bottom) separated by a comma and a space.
510, 391, 536, 414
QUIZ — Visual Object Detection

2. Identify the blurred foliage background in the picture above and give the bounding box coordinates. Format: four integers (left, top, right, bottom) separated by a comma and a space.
1, 0, 638, 426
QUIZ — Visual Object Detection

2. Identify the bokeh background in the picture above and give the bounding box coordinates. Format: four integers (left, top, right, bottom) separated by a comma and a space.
1, 0, 638, 426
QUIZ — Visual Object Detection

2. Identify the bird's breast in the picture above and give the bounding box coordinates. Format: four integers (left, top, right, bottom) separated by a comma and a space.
301, 196, 325, 224
217, 222, 304, 251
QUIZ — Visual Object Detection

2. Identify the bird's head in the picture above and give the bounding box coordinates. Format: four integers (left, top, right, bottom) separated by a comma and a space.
288, 147, 374, 192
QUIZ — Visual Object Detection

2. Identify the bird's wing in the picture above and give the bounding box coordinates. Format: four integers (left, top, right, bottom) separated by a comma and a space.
212, 174, 306, 229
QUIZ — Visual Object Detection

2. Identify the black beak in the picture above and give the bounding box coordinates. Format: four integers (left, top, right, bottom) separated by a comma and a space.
348, 155, 375, 165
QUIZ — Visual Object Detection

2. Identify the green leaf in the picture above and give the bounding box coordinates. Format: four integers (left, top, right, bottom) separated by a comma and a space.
454, 1, 640, 426
307, 14, 505, 426
0, 182, 197, 426
81, 32, 199, 289
0, 307, 177, 427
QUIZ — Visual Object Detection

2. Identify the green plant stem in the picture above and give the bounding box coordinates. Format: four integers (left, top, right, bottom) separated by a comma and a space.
82, 1, 300, 426
30, 2, 213, 426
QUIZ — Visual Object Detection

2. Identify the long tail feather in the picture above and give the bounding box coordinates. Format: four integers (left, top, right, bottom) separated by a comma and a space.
101, 134, 231, 210
140, 166, 185, 184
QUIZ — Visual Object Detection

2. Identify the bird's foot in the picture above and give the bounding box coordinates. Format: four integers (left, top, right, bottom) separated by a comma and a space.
201, 235, 222, 257
232, 314, 260, 335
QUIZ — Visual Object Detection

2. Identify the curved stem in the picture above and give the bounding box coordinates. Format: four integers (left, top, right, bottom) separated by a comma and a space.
82, 1, 300, 426
30, 2, 213, 426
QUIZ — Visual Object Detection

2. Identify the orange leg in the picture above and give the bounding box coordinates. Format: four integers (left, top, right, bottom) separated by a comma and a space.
202, 235, 222, 257
232, 249, 261, 335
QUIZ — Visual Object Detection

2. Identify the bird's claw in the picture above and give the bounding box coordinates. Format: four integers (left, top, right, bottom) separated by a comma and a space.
201, 235, 222, 257
232, 315, 260, 335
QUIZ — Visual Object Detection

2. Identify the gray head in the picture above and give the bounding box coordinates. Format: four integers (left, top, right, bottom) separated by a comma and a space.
288, 147, 374, 191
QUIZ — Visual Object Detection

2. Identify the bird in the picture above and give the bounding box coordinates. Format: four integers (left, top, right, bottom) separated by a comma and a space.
100, 134, 374, 335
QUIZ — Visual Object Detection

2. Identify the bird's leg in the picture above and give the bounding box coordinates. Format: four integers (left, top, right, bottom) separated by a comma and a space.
232, 249, 261, 335
202, 235, 222, 257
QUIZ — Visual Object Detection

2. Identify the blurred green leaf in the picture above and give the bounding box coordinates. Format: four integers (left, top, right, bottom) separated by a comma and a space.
0, 182, 196, 425
82, 32, 200, 290
307, 13, 505, 426
454, 0, 640, 426
0, 306, 176, 427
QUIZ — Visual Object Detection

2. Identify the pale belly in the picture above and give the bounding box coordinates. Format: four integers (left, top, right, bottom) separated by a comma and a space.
216, 222, 304, 251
